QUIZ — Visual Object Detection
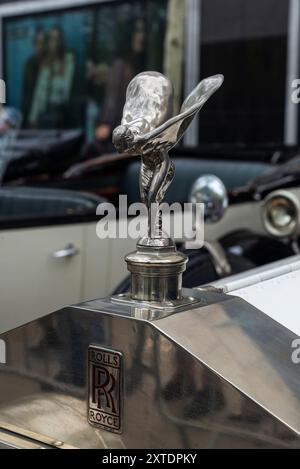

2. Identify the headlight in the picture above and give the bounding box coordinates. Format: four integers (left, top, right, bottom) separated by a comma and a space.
262, 190, 299, 237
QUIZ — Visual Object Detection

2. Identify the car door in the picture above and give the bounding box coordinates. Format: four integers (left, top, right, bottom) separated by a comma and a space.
0, 223, 83, 332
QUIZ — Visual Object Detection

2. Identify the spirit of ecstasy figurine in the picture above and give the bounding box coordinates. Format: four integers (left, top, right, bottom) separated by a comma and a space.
113, 71, 224, 246
112, 71, 223, 304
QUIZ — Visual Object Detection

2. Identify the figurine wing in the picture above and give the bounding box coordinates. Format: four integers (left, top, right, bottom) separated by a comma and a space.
136, 74, 223, 153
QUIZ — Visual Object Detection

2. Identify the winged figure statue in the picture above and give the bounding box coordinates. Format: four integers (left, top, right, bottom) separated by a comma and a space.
113, 71, 224, 245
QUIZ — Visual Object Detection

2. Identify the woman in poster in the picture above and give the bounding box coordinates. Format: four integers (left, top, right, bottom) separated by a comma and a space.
95, 18, 147, 143
83, 17, 147, 157
22, 27, 47, 126
29, 26, 75, 129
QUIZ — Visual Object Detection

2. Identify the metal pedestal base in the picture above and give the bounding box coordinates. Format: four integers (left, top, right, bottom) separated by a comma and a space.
111, 291, 200, 312
125, 241, 188, 304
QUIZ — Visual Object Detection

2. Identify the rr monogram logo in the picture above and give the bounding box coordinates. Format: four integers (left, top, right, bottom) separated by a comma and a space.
88, 346, 123, 433
91, 364, 117, 414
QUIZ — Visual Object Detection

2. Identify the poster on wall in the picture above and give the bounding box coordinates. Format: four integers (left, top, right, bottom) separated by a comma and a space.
3, 0, 167, 137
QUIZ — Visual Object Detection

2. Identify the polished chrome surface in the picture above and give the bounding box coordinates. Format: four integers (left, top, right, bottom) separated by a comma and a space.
0, 431, 48, 449
125, 244, 188, 302
52, 243, 79, 259
188, 175, 230, 276
88, 345, 123, 434
112, 72, 223, 156
190, 175, 228, 224
112, 71, 223, 303
262, 189, 300, 238
111, 291, 200, 318
86, 287, 219, 320
113, 71, 223, 243
203, 240, 232, 277
0, 422, 72, 449
0, 290, 299, 448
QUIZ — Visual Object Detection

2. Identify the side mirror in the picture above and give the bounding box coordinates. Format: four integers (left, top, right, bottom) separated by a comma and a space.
189, 175, 228, 223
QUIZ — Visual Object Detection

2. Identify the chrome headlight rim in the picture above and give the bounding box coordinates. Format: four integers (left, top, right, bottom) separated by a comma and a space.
262, 189, 300, 238
189, 174, 228, 224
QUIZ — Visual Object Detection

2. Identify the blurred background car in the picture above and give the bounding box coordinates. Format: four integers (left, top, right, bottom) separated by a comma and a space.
0, 0, 300, 330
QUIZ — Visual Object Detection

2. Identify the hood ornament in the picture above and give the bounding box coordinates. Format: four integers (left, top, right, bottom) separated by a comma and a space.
113, 71, 223, 305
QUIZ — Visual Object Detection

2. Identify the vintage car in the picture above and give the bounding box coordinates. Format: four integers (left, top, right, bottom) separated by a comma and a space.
0, 0, 299, 451
0, 67, 299, 450
0, 226, 299, 449
0, 117, 299, 330
1, 140, 299, 333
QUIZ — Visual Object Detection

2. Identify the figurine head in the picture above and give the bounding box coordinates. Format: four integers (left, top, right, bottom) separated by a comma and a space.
112, 125, 135, 153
